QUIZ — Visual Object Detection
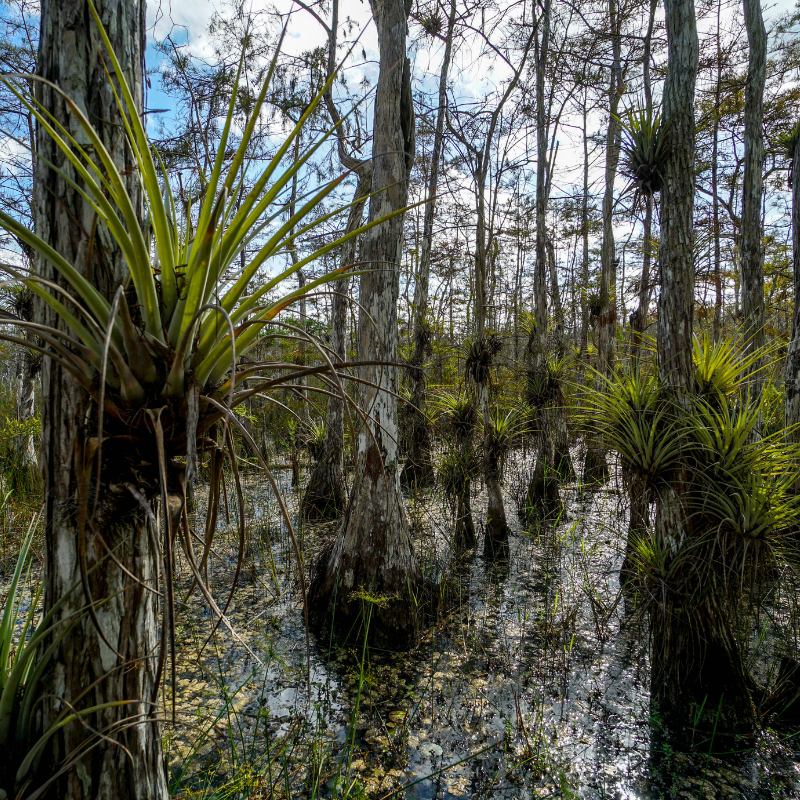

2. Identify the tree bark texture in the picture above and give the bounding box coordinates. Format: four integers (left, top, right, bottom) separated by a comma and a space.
302, 175, 370, 520
309, 0, 421, 647
12, 333, 38, 472
33, 1, 168, 798
712, 0, 724, 341
741, 0, 767, 410
630, 197, 654, 363
452, 479, 477, 552
546, 238, 575, 481
402, 0, 456, 489
657, 0, 698, 396
524, 0, 566, 516
650, 0, 750, 732
304, 0, 372, 519
479, 381, 510, 558
630, 0, 658, 366
579, 105, 590, 363
597, 0, 623, 378
785, 133, 800, 434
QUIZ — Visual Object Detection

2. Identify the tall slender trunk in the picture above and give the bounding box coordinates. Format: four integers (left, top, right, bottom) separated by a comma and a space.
302, 176, 370, 519
12, 331, 38, 472
597, 0, 623, 378
402, 0, 456, 488
630, 0, 658, 364
475, 171, 510, 554
585, 0, 623, 486
712, 0, 723, 340
547, 237, 575, 481
547, 237, 564, 352
652, 0, 753, 731
785, 135, 800, 435
303, 0, 372, 519
524, 0, 563, 521
579, 103, 590, 363
289, 133, 307, 487
741, 0, 767, 419
653, 0, 701, 721
309, 0, 420, 646
33, 2, 168, 797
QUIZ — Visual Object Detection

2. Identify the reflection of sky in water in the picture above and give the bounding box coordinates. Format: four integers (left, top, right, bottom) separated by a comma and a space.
169, 455, 800, 799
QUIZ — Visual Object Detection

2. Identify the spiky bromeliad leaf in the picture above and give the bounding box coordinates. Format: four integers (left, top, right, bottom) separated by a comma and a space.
582, 367, 683, 488
0, 2, 425, 734
438, 446, 480, 497
776, 119, 800, 188
617, 101, 671, 206
692, 329, 776, 405
433, 387, 477, 444
464, 337, 495, 385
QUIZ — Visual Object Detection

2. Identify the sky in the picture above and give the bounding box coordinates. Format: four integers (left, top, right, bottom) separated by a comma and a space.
135, 0, 800, 319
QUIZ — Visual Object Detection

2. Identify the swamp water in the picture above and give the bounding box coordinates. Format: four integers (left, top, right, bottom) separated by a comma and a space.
166, 463, 800, 799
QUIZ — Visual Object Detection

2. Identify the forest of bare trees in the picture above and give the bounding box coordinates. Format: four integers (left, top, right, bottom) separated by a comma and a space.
2, 0, 800, 797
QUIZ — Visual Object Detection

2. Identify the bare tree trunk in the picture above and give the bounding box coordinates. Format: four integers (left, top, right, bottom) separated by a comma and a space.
712, 0, 723, 340
785, 133, 800, 435
585, 0, 623, 487
630, 198, 654, 362
303, 0, 372, 519
33, 2, 168, 797
302, 177, 369, 519
289, 134, 306, 488
309, 0, 420, 646
547, 237, 575, 482
657, 0, 697, 398
453, 483, 477, 551
579, 103, 590, 362
741, 0, 767, 421
597, 0, 623, 378
402, 0, 456, 488
12, 331, 38, 472
630, 0, 658, 363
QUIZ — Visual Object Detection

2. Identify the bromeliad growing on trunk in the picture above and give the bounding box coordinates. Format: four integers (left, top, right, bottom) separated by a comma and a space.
0, 7, 411, 524
0, 6, 414, 789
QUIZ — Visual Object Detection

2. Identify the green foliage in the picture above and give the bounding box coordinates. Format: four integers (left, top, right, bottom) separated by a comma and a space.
692, 330, 766, 404
302, 419, 327, 461
0, 395, 40, 497
0, 2, 412, 432
582, 367, 682, 489
618, 102, 671, 204
464, 336, 501, 385
0, 515, 89, 794
776, 118, 800, 163
524, 353, 568, 409
433, 388, 477, 444
438, 446, 479, 497
486, 407, 523, 471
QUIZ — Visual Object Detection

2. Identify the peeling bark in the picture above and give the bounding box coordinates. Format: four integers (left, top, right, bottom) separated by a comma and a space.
310, 0, 421, 647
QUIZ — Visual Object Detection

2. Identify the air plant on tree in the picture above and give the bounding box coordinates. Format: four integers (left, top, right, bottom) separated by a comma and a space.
591, 334, 800, 730
617, 102, 671, 207
0, 4, 417, 770
434, 388, 478, 550
582, 365, 682, 584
